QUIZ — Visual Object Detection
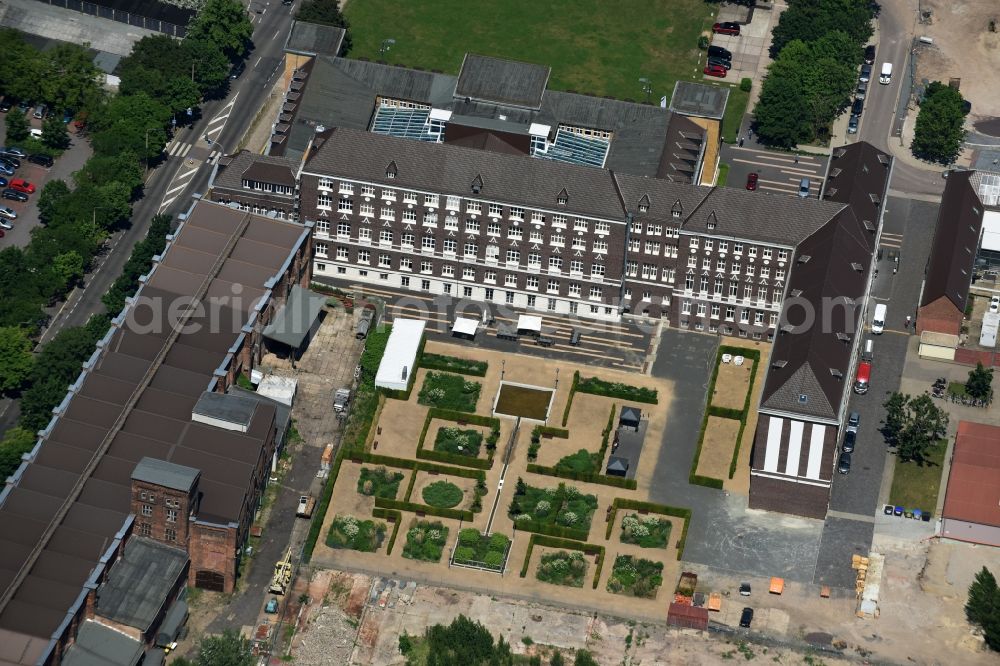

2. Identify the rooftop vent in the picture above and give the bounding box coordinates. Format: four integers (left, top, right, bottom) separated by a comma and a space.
315, 124, 326, 133
830, 168, 842, 178
877, 153, 891, 165
836, 332, 851, 342
791, 289, 803, 297
826, 187, 838, 196
772, 360, 788, 368
830, 368, 844, 379
798, 394, 809, 405
833, 148, 847, 159
863, 219, 876, 232
780, 324, 795, 334
869, 193, 881, 205
851, 262, 864, 272
797, 255, 811, 264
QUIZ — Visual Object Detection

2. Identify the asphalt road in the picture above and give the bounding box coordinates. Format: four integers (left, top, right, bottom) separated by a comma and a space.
720, 145, 826, 197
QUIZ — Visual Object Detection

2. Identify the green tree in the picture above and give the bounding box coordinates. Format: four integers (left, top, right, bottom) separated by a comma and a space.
912, 82, 967, 164
966, 567, 1000, 651
296, 0, 352, 54
41, 115, 70, 149
194, 629, 255, 666
966, 362, 994, 401
183, 38, 233, 96
419, 615, 513, 666
550, 652, 565, 666
769, 0, 876, 58
0, 427, 38, 481
881, 392, 908, 448
19, 324, 105, 431
37, 180, 71, 225
0, 29, 45, 102
75, 151, 144, 193
573, 651, 599, 666
89, 92, 170, 160
187, 0, 254, 60
38, 43, 103, 112
0, 326, 35, 394
882, 392, 949, 463
6, 111, 29, 142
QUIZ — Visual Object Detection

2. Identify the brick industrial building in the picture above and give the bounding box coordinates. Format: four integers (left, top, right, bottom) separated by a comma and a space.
0, 200, 313, 665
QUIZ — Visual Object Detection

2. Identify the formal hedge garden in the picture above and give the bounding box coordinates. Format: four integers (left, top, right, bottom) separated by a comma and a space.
452, 529, 510, 571
326, 514, 386, 552
402, 520, 450, 562
357, 466, 405, 499
575, 372, 658, 404
606, 555, 664, 598
536, 550, 588, 588
420, 353, 488, 376
434, 426, 483, 457
421, 480, 464, 509
418, 371, 481, 412
508, 479, 597, 537
619, 513, 672, 549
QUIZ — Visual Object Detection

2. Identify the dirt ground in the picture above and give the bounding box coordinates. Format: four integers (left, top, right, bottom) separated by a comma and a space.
711, 360, 754, 410
917, 1, 1000, 124
696, 416, 742, 480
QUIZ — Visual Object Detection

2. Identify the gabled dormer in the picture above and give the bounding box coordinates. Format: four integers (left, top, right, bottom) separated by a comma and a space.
471, 174, 483, 194
386, 160, 398, 179
638, 194, 650, 213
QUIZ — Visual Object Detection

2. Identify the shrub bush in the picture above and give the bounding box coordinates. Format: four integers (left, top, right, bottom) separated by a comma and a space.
326, 515, 386, 552
402, 520, 449, 562
740, 77, 752, 92
357, 466, 405, 498
418, 371, 481, 412
420, 353, 488, 376
576, 375, 657, 403
421, 480, 464, 508
434, 426, 483, 457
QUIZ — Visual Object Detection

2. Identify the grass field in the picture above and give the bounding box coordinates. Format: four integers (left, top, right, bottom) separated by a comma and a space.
889, 440, 947, 514
344, 0, 717, 102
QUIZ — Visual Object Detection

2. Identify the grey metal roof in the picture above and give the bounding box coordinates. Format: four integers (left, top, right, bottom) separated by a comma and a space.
62, 621, 143, 666
131, 457, 200, 493
620, 407, 641, 424
284, 20, 345, 57
669, 81, 730, 120
192, 391, 260, 429
263, 285, 327, 348
305, 127, 626, 220
155, 599, 188, 646
455, 54, 550, 110
95, 537, 187, 632
228, 386, 292, 451
607, 456, 629, 472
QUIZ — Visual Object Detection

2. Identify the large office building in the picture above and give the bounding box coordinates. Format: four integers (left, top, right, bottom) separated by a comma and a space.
0, 200, 313, 665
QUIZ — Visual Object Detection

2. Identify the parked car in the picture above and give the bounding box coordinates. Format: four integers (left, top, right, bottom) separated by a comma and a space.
0, 155, 21, 169
745, 172, 759, 191
739, 607, 754, 628
0, 163, 14, 177
9, 178, 35, 194
230, 60, 246, 79
2, 189, 28, 202
0, 98, 11, 113
847, 114, 859, 134
713, 22, 741, 36
864, 44, 876, 65
0, 218, 11, 230
847, 411, 860, 433
264, 597, 279, 614
62, 108, 74, 124
852, 98, 864, 116
859, 63, 872, 83
0, 147, 27, 158
991, 295, 1000, 314
707, 56, 732, 70
703, 64, 728, 78
28, 154, 53, 168
842, 430, 856, 454
838, 450, 852, 474
32, 104, 47, 120
879, 62, 893, 84
17, 100, 31, 113
334, 388, 351, 413
707, 45, 732, 60
0, 177, 7, 188
856, 81, 868, 100
739, 582, 751, 596
0, 206, 17, 220
798, 177, 811, 198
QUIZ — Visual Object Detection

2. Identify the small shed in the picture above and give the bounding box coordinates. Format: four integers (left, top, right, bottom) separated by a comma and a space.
619, 406, 642, 431
452, 316, 479, 340
262, 285, 327, 359
606, 455, 629, 477
981, 312, 999, 348
667, 602, 709, 630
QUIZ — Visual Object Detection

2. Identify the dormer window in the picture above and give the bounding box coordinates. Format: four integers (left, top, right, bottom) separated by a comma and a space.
241, 179, 293, 195
557, 188, 569, 205
386, 161, 397, 179
638, 194, 650, 213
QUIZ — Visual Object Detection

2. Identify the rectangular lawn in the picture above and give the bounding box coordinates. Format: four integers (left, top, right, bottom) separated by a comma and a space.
344, 0, 715, 101
889, 440, 947, 514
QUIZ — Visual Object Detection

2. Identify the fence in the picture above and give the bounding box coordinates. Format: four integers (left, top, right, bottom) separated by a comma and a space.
36, 0, 190, 37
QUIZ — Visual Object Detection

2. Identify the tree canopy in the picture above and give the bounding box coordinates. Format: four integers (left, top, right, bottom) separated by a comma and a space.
966, 362, 994, 401
966, 566, 1000, 651
911, 81, 968, 164
296, 0, 353, 54
0, 327, 35, 394
186, 0, 254, 61
769, 0, 876, 58
400, 615, 514, 665
880, 392, 949, 463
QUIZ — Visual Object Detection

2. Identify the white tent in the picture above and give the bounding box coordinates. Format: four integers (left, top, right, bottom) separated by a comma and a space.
375, 319, 426, 391
516, 314, 542, 334
981, 312, 999, 348
452, 317, 479, 338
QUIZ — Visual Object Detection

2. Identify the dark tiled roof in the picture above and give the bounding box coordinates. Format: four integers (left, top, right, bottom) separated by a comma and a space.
213, 151, 297, 193
760, 143, 891, 421
920, 170, 982, 310
455, 53, 550, 110
95, 537, 187, 632
304, 127, 626, 220
285, 21, 345, 57
62, 621, 143, 666
669, 81, 730, 120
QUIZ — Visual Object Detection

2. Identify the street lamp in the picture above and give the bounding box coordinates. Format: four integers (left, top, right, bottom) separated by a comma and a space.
378, 38, 396, 57
639, 77, 652, 103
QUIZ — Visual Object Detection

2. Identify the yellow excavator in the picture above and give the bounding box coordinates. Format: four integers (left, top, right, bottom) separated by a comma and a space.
268, 548, 292, 595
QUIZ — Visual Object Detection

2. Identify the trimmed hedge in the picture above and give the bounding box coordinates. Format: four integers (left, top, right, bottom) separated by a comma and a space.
576, 374, 658, 404
420, 353, 488, 377
303, 449, 343, 563
688, 345, 762, 487
374, 497, 473, 522
518, 534, 606, 589
605, 499, 691, 560
525, 463, 638, 490
534, 425, 569, 439
513, 519, 590, 542
372, 507, 402, 555
561, 371, 580, 426
415, 408, 500, 469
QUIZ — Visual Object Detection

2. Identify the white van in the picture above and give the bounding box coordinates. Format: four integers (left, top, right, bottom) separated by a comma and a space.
879, 62, 893, 85
871, 303, 887, 334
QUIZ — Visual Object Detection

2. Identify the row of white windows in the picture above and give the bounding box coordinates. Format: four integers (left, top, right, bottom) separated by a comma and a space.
688, 238, 788, 261
680, 302, 779, 326
219, 200, 290, 220
315, 225, 610, 254
241, 179, 294, 195
316, 184, 612, 232
682, 257, 785, 279
631, 222, 680, 238
140, 504, 179, 522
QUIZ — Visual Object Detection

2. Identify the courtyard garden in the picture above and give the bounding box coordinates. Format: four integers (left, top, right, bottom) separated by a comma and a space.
434, 426, 483, 457
452, 528, 510, 571
326, 514, 387, 552
421, 480, 465, 509
889, 439, 947, 514
508, 479, 598, 537
535, 550, 588, 588
619, 513, 672, 549
606, 555, 664, 598
418, 371, 481, 412
402, 520, 450, 562
357, 466, 405, 499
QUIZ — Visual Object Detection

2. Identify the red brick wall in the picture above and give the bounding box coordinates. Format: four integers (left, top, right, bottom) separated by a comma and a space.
917, 296, 962, 336
748, 474, 830, 519
188, 522, 239, 593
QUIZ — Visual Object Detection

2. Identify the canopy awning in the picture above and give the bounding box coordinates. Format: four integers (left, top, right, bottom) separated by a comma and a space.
452, 317, 479, 336
263, 285, 326, 348
517, 314, 542, 332
155, 600, 188, 647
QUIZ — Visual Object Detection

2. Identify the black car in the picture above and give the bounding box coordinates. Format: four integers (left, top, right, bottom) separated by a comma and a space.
707, 57, 732, 70
28, 154, 54, 168
0, 98, 11, 113
740, 607, 754, 628
842, 430, 856, 453
838, 450, 852, 474
2, 189, 28, 202
852, 98, 864, 116
864, 44, 876, 65
708, 45, 732, 60
230, 60, 246, 79
0, 155, 19, 169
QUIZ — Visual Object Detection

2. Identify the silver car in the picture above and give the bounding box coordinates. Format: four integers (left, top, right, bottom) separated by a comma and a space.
0, 206, 16, 220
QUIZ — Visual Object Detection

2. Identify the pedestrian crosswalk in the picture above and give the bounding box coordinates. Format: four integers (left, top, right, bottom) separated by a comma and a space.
880, 231, 903, 249
167, 141, 193, 157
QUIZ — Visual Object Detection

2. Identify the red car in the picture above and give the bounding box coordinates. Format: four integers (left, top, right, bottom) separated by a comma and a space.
713, 22, 741, 36
746, 172, 759, 191
9, 178, 34, 194
704, 64, 728, 78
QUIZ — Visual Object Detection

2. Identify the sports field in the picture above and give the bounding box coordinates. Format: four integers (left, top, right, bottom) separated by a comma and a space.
344, 0, 716, 103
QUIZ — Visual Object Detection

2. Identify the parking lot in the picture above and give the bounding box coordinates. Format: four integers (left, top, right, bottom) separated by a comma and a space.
0, 109, 92, 248
720, 144, 827, 197
704, 4, 777, 82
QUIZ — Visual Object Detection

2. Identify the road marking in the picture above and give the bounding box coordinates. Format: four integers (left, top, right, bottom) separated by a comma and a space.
255, 56, 262, 68
207, 114, 230, 127
163, 182, 191, 197
731, 158, 823, 177
273, 29, 280, 40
